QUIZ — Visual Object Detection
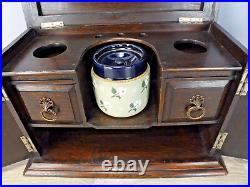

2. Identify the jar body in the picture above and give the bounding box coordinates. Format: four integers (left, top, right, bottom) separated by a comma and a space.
91, 63, 150, 117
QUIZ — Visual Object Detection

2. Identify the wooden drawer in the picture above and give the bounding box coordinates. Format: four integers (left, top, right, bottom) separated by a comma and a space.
12, 80, 82, 127
160, 78, 232, 124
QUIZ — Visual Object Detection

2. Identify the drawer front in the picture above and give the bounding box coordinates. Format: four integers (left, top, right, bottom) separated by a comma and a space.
161, 78, 231, 123
13, 81, 82, 126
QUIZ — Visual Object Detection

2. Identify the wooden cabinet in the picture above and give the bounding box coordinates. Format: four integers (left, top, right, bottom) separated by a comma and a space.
2, 2, 247, 178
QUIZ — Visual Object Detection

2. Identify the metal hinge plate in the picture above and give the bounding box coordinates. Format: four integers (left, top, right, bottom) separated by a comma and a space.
179, 17, 203, 24
20, 136, 36, 152
2, 88, 9, 101
41, 21, 64, 29
236, 64, 248, 96
212, 132, 228, 150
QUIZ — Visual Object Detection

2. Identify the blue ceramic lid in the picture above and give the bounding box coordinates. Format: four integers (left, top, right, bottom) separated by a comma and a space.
93, 43, 147, 80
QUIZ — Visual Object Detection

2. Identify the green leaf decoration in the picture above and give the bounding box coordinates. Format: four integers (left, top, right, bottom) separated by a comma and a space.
142, 80, 146, 87
100, 100, 103, 105
130, 103, 134, 108
111, 87, 117, 94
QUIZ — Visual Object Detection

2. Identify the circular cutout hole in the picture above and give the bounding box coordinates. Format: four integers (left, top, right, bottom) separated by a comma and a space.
33, 43, 67, 58
174, 39, 207, 54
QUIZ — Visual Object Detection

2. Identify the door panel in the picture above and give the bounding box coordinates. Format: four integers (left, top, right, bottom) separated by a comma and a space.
222, 95, 248, 159
2, 101, 28, 166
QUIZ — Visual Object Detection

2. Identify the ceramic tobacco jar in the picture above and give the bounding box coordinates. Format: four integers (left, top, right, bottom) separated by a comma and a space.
91, 43, 150, 117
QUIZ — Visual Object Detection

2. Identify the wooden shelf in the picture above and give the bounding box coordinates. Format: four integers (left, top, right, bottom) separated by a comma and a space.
25, 126, 226, 177
45, 127, 208, 162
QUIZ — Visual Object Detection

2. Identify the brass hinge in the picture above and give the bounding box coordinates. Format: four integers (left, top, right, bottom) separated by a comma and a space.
20, 136, 36, 152
212, 132, 228, 150
179, 17, 203, 24
236, 65, 248, 96
41, 21, 64, 29
2, 87, 9, 101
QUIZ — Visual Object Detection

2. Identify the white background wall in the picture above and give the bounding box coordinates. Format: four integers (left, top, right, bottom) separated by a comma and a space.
2, 2, 27, 49
1, 2, 248, 49
216, 2, 248, 48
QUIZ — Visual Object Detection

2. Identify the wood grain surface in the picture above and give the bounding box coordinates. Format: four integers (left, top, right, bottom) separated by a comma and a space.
2, 156, 247, 184
2, 3, 247, 179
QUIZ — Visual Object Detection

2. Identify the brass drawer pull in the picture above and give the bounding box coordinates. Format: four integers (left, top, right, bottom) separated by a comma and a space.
39, 97, 57, 121
186, 95, 205, 120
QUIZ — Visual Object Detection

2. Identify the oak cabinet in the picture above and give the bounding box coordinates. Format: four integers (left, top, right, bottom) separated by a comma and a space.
2, 2, 247, 178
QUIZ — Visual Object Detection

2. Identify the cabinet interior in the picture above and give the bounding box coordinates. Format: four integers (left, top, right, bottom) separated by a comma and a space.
77, 40, 160, 129
31, 124, 221, 164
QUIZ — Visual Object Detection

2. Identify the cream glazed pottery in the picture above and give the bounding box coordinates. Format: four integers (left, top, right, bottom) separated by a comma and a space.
91, 63, 150, 117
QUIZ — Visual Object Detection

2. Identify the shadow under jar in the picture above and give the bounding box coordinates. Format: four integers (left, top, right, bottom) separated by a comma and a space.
91, 43, 150, 118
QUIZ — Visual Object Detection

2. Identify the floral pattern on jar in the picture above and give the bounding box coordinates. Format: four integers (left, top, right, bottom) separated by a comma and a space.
111, 87, 127, 99
91, 63, 150, 117
129, 100, 142, 113
141, 75, 150, 93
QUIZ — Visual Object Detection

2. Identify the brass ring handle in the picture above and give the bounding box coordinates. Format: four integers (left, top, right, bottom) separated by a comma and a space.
39, 97, 57, 122
186, 106, 206, 120
186, 94, 205, 120
40, 109, 57, 121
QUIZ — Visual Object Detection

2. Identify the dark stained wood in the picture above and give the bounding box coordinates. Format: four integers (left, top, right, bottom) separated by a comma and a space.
2, 101, 28, 166
2, 82, 41, 156
25, 159, 226, 178
24, 126, 226, 177
12, 80, 83, 127
161, 77, 232, 124
2, 2, 246, 178
37, 22, 211, 35
222, 95, 248, 159
2, 31, 242, 75
39, 3, 204, 15
207, 23, 248, 156
25, 161, 226, 178
210, 22, 248, 69
22, 3, 214, 27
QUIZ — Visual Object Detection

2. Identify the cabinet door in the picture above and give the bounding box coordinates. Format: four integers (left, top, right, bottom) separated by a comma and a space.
2, 101, 28, 166
161, 78, 232, 124
222, 95, 248, 159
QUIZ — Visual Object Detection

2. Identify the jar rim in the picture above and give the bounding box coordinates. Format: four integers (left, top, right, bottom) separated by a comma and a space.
93, 43, 146, 68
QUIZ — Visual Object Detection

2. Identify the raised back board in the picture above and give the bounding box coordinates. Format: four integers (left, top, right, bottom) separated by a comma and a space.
22, 2, 216, 27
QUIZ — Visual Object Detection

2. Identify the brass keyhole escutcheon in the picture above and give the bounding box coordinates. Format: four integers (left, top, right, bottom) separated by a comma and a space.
186, 94, 205, 120
39, 97, 57, 122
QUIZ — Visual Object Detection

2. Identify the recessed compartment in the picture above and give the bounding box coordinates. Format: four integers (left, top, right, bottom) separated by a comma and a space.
33, 43, 67, 58
27, 125, 225, 177
77, 39, 160, 129
160, 78, 232, 124
11, 80, 82, 127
